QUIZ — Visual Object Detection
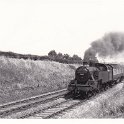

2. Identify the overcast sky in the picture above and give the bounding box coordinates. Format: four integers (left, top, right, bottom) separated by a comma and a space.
0, 0, 124, 58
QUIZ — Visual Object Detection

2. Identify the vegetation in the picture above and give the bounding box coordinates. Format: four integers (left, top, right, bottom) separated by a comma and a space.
98, 88, 124, 118
0, 50, 83, 64
0, 56, 80, 104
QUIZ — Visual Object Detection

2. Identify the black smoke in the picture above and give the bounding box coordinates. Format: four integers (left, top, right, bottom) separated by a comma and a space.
84, 32, 124, 62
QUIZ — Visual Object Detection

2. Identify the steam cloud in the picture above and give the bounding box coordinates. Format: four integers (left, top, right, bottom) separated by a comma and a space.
84, 32, 124, 62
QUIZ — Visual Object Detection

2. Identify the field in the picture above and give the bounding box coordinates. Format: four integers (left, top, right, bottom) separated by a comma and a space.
0, 56, 80, 104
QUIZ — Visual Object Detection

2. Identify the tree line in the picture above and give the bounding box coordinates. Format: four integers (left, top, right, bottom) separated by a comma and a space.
0, 50, 83, 64
48, 50, 83, 64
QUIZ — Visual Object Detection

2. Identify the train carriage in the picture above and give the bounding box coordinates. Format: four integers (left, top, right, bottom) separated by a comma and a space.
111, 64, 124, 82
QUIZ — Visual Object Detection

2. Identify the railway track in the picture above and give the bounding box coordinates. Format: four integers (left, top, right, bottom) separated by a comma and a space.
0, 90, 85, 119
42, 99, 83, 119
0, 89, 67, 118
0, 87, 112, 118
19, 99, 83, 119
4, 91, 94, 119
0, 82, 121, 119
6, 98, 83, 119
18, 82, 124, 119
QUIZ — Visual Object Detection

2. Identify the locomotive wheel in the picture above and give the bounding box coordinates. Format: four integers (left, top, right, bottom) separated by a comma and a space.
87, 92, 91, 98
109, 81, 115, 87
103, 83, 110, 91
106, 84, 110, 89
80, 92, 87, 99
87, 91, 94, 98
110, 81, 114, 87
119, 76, 124, 82
92, 90, 97, 96
74, 88, 79, 94
116, 78, 121, 84
72, 88, 79, 98
96, 82, 101, 93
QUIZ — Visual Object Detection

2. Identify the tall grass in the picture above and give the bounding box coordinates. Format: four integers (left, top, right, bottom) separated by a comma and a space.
98, 89, 124, 118
0, 56, 79, 104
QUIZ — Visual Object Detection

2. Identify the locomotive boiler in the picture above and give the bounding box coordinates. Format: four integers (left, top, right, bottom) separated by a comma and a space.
67, 62, 124, 96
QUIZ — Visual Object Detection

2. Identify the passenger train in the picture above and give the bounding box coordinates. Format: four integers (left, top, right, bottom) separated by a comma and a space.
67, 62, 124, 96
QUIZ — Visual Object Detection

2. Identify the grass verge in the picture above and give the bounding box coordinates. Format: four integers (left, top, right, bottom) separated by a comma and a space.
98, 88, 124, 118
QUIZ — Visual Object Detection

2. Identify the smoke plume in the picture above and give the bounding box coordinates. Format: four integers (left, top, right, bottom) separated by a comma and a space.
84, 32, 124, 62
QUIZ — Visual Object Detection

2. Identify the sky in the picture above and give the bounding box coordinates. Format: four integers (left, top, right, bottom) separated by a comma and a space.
1, 0, 124, 58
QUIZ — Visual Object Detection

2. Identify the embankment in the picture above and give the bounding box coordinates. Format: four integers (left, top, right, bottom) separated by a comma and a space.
0, 56, 80, 104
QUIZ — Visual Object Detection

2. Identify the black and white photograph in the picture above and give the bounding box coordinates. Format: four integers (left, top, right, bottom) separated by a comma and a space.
0, 0, 124, 120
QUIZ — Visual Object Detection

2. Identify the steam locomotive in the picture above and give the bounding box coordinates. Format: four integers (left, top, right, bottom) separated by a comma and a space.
67, 62, 124, 96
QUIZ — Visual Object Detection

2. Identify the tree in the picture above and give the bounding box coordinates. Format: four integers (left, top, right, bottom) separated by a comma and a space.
57, 52, 63, 59
72, 54, 82, 61
56, 52, 63, 61
48, 50, 57, 59
63, 54, 70, 59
